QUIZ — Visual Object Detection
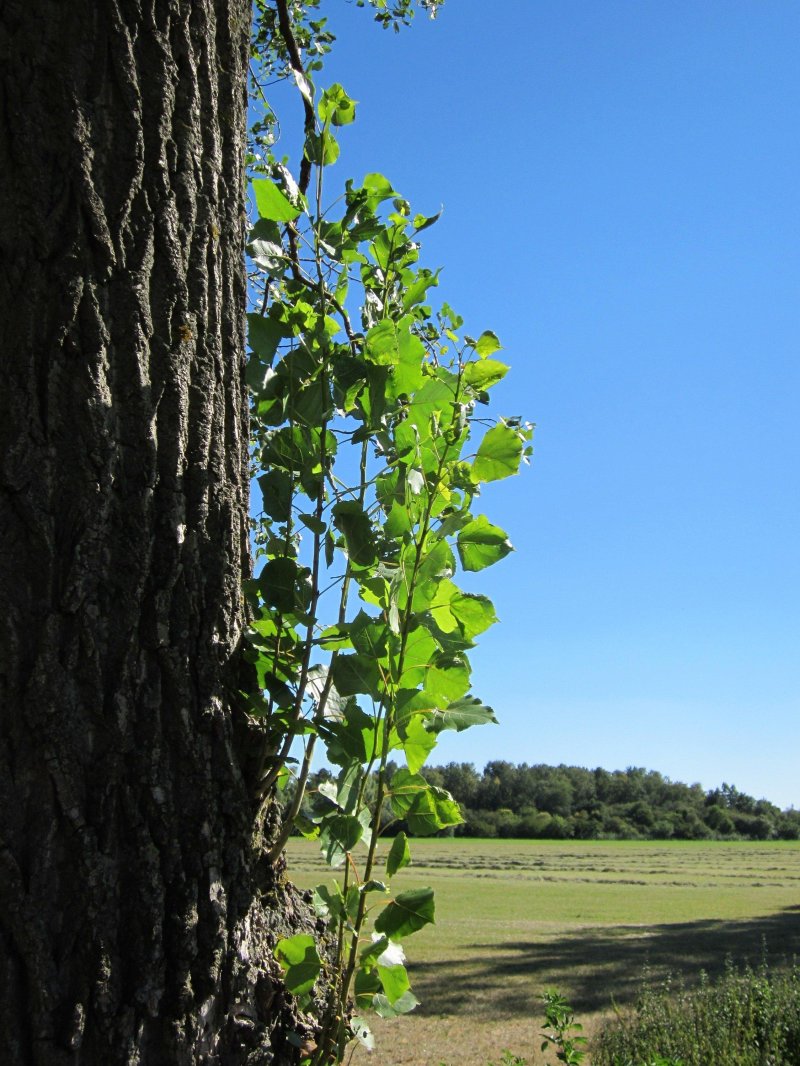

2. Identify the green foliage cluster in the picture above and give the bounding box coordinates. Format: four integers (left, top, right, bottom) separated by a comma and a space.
244, 2, 529, 1061
593, 959, 800, 1066
540, 990, 589, 1065
293, 762, 800, 842
429, 762, 799, 841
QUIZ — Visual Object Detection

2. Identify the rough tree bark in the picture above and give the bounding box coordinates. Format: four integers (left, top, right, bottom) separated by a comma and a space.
0, 2, 316, 1062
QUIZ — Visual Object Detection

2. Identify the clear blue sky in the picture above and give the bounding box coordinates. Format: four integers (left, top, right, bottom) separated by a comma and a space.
283, 1, 800, 808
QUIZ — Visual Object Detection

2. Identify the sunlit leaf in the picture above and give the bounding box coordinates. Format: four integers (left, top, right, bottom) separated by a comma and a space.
450, 592, 498, 639
274, 934, 321, 997
318, 83, 357, 126
457, 515, 513, 572
373, 887, 435, 939
386, 831, 411, 877
377, 963, 410, 1005
475, 330, 502, 358
305, 129, 340, 167
372, 989, 419, 1018
428, 696, 498, 733
319, 812, 363, 866
473, 423, 523, 482
463, 358, 509, 391
253, 179, 302, 222
401, 714, 437, 774
389, 768, 462, 835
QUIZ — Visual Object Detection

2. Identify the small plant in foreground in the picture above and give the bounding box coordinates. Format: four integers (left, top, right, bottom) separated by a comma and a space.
540, 989, 589, 1064
487, 1050, 529, 1066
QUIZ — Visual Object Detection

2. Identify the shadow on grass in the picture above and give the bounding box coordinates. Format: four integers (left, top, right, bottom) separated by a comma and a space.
411, 904, 800, 1019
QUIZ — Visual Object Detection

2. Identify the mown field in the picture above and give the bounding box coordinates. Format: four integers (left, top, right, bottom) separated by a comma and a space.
285, 838, 800, 1065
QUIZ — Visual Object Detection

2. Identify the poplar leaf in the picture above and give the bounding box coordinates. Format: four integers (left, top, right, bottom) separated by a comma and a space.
318, 83, 357, 126
373, 989, 420, 1018
475, 330, 502, 358
253, 179, 302, 222
274, 934, 321, 997
401, 715, 437, 774
428, 696, 498, 733
377, 963, 411, 1005
374, 888, 435, 939
473, 423, 523, 482
457, 516, 513, 571
464, 359, 509, 391
386, 831, 411, 877
319, 813, 363, 866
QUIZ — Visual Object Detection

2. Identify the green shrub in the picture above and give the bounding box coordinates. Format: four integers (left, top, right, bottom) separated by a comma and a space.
593, 958, 800, 1066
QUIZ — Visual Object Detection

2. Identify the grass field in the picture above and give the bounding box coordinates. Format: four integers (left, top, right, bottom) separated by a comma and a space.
284, 838, 800, 1065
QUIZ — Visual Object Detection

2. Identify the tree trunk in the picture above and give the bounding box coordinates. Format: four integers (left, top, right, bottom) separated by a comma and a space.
0, 2, 314, 1062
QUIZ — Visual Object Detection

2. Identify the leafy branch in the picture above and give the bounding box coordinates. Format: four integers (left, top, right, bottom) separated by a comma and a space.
244, 3, 531, 1062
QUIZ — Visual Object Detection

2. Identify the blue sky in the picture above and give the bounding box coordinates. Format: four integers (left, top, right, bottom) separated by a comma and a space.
275, 1, 800, 808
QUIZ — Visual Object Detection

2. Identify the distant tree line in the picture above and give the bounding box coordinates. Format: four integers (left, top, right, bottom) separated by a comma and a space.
290, 762, 800, 841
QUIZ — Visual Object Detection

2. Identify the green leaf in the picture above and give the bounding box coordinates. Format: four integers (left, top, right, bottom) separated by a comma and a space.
428, 696, 498, 734
457, 515, 513, 572
386, 831, 411, 877
335, 761, 362, 814
403, 375, 458, 436
374, 887, 435, 939
274, 934, 321, 997
394, 688, 437, 730
248, 312, 287, 361
298, 512, 326, 535
397, 624, 439, 688
259, 557, 299, 613
410, 788, 462, 836
305, 129, 340, 166
402, 268, 440, 311
319, 812, 364, 866
473, 423, 523, 483
373, 989, 419, 1019
475, 330, 502, 358
354, 966, 381, 1009
365, 319, 400, 365
332, 501, 377, 570
401, 714, 437, 775
316, 623, 353, 650
360, 172, 396, 212
450, 592, 498, 640
258, 469, 292, 521
294, 814, 320, 840
426, 654, 471, 704
350, 610, 389, 659
361, 879, 389, 894
412, 208, 443, 233
253, 179, 302, 222
463, 358, 509, 391
359, 935, 391, 969
389, 768, 428, 818
318, 83, 357, 126
330, 653, 381, 699
389, 769, 462, 836
377, 963, 411, 1006
317, 704, 378, 766
312, 881, 355, 922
